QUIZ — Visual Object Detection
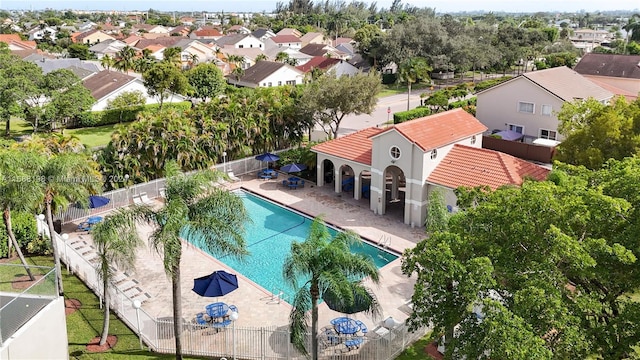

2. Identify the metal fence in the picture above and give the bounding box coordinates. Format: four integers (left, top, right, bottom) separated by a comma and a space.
0, 265, 57, 345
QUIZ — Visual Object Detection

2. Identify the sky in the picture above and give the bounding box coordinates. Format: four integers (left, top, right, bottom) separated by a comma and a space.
0, 0, 637, 14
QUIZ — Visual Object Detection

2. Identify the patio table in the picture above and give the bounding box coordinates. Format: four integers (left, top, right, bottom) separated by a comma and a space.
206, 302, 230, 320
331, 317, 360, 335
87, 216, 103, 225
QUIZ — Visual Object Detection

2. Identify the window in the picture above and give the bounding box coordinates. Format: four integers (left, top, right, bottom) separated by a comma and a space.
286, 80, 296, 85
389, 146, 401, 160
267, 82, 272, 87
471, 135, 477, 145
540, 129, 557, 140
518, 101, 534, 114
430, 149, 438, 160
239, 44, 244, 48
508, 124, 524, 134
541, 104, 552, 116
278, 81, 282, 86
250, 44, 253, 48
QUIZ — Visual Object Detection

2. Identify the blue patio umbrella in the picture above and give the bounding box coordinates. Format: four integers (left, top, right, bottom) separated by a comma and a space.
192, 270, 239, 297
280, 163, 307, 173
88, 195, 110, 209
255, 152, 280, 162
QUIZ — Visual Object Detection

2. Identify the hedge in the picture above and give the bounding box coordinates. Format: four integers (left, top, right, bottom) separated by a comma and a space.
393, 107, 431, 124
69, 101, 192, 128
0, 211, 41, 258
382, 73, 398, 84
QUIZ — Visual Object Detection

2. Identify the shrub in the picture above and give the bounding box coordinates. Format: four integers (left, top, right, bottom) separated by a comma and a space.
70, 101, 192, 129
382, 73, 398, 84
393, 107, 431, 124
0, 211, 40, 257
473, 77, 512, 92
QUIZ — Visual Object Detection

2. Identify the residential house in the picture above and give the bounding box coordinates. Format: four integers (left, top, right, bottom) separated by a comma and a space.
30, 57, 101, 74
88, 39, 127, 59
570, 28, 611, 52
83, 70, 187, 111
335, 42, 355, 58
179, 16, 196, 26
252, 28, 276, 42
276, 28, 303, 38
77, 20, 97, 31
216, 34, 263, 49
222, 47, 267, 70
122, 35, 143, 47
296, 56, 359, 77
299, 43, 346, 59
227, 60, 304, 88
332, 37, 355, 47
300, 32, 328, 46
189, 28, 223, 40
264, 46, 313, 66
28, 26, 58, 42
12, 49, 55, 61
133, 37, 189, 51
71, 30, 116, 45
169, 25, 191, 37
172, 39, 217, 67
227, 25, 251, 34
132, 24, 170, 35
0, 34, 37, 50
142, 44, 166, 61
475, 66, 614, 142
573, 53, 640, 101
269, 35, 302, 49
312, 108, 549, 226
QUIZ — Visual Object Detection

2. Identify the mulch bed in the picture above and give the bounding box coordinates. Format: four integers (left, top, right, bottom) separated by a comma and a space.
65, 298, 82, 315
86, 335, 118, 352
11, 274, 44, 290
425, 341, 444, 360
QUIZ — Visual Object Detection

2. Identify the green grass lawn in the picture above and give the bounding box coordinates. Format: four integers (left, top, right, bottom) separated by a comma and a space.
3, 256, 204, 359
7, 118, 122, 149
395, 332, 435, 360
378, 83, 433, 98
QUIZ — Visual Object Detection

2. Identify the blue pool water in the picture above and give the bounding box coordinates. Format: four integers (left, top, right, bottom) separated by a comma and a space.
187, 190, 398, 304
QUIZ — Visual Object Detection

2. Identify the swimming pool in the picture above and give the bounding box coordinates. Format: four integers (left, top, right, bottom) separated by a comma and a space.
187, 189, 398, 304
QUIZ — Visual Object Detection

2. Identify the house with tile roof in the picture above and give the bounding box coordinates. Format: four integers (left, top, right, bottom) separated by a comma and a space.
170, 25, 191, 37
312, 108, 549, 226
83, 70, 187, 111
299, 43, 345, 59
475, 66, 613, 143
300, 32, 328, 46
264, 45, 313, 66
295, 56, 359, 77
88, 39, 127, 59
252, 28, 276, 42
276, 28, 303, 38
270, 35, 302, 49
215, 34, 263, 49
0, 34, 37, 50
227, 60, 304, 88
71, 30, 115, 45
573, 53, 640, 101
189, 28, 223, 40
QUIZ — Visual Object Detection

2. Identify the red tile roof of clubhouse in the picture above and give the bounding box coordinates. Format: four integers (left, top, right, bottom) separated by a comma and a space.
311, 127, 385, 165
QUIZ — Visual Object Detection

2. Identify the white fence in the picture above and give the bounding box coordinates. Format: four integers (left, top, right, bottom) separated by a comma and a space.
45, 152, 427, 359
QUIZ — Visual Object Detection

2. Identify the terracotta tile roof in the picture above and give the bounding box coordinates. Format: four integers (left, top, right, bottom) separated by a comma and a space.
134, 37, 187, 50
586, 77, 637, 101
82, 70, 136, 101
374, 108, 488, 151
311, 127, 385, 165
427, 144, 550, 190
521, 66, 613, 101
194, 29, 222, 37
143, 44, 165, 53
0, 34, 22, 42
296, 56, 341, 73
574, 53, 640, 79
271, 35, 301, 44
123, 35, 142, 45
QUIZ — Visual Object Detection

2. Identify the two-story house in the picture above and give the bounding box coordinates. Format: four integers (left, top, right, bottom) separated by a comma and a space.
71, 30, 115, 45
475, 66, 613, 142
270, 35, 302, 50
312, 109, 549, 226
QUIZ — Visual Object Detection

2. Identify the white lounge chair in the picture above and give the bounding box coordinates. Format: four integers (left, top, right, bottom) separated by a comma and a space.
227, 172, 241, 182
139, 192, 155, 205
132, 195, 143, 205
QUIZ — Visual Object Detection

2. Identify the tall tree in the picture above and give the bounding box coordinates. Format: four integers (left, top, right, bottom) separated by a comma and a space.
299, 70, 381, 138
284, 216, 381, 360
100, 54, 115, 72
397, 57, 432, 111
0, 149, 45, 279
185, 63, 226, 102
146, 163, 250, 359
142, 62, 191, 110
41, 153, 102, 294
162, 46, 182, 67
403, 161, 640, 358
115, 46, 137, 74
91, 207, 145, 346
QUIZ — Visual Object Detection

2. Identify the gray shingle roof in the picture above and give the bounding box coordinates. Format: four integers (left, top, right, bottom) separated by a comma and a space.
215, 34, 249, 47
574, 53, 640, 79
31, 58, 101, 74
237, 61, 286, 84
82, 70, 136, 101
522, 66, 613, 101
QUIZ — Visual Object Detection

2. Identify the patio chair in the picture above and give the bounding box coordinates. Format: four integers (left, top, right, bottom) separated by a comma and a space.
132, 195, 143, 205
355, 320, 368, 334
139, 192, 154, 205
344, 337, 364, 350
299, 180, 305, 188
228, 172, 241, 182
213, 319, 232, 331
195, 312, 209, 326
229, 305, 238, 313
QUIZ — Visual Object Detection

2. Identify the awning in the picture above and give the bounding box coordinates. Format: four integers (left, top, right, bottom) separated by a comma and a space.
494, 130, 524, 141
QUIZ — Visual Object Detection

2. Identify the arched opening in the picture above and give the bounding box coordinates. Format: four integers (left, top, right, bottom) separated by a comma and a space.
339, 165, 355, 196
359, 170, 372, 201
381, 165, 406, 222
320, 159, 335, 188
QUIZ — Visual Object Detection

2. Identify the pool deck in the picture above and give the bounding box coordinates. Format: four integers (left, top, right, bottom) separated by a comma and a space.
64, 174, 426, 333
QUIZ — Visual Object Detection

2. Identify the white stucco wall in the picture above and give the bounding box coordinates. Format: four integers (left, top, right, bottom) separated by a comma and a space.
236, 36, 264, 49
258, 67, 304, 87
0, 297, 68, 360
476, 77, 566, 141
91, 80, 187, 111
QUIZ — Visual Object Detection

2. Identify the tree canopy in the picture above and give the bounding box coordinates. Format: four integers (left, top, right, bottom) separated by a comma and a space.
403, 159, 640, 359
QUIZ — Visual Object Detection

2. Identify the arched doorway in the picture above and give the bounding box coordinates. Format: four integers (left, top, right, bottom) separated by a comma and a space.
319, 159, 335, 188
380, 165, 406, 222
339, 164, 355, 197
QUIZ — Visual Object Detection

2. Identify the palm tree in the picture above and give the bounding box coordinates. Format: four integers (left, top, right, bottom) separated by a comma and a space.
398, 57, 432, 111
0, 149, 45, 280
115, 46, 137, 74
41, 153, 102, 295
283, 216, 381, 360
255, 53, 268, 62
101, 54, 114, 72
146, 162, 250, 359
163, 47, 182, 67
188, 53, 199, 69
226, 55, 245, 83
91, 207, 146, 346
275, 51, 289, 63
623, 13, 640, 43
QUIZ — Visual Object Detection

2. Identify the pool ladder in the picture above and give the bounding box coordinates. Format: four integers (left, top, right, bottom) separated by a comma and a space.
261, 289, 284, 304
378, 235, 391, 249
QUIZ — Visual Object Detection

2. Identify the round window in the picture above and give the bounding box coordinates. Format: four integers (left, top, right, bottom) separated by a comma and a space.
390, 146, 401, 160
